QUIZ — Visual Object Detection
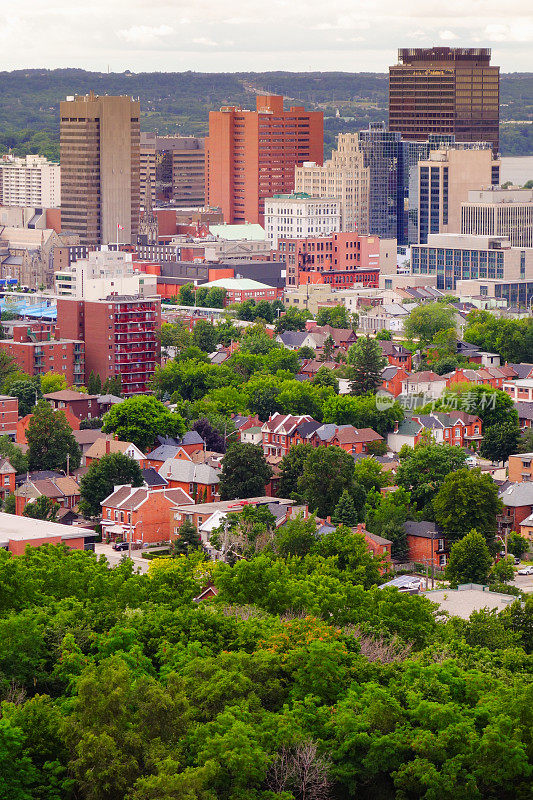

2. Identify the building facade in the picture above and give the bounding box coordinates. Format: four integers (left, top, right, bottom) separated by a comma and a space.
205, 95, 323, 226
0, 323, 84, 386
56, 295, 161, 396
0, 155, 60, 208
54, 249, 158, 299
389, 47, 500, 154
461, 187, 533, 248
140, 132, 206, 206
417, 148, 500, 243
411, 233, 533, 293
60, 93, 140, 246
264, 193, 341, 247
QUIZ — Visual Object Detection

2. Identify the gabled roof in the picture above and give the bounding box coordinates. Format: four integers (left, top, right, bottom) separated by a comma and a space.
499, 482, 533, 507
277, 331, 309, 348
379, 340, 410, 357
314, 423, 338, 442
394, 418, 424, 437
405, 370, 443, 383
158, 459, 220, 485
44, 390, 98, 402
262, 413, 311, 435
382, 366, 400, 381
73, 429, 108, 446
506, 363, 533, 380
335, 425, 382, 444
97, 394, 123, 405
85, 438, 145, 460
141, 467, 168, 488
404, 520, 439, 538
180, 431, 204, 446
296, 419, 322, 439
517, 402, 533, 421
146, 444, 181, 462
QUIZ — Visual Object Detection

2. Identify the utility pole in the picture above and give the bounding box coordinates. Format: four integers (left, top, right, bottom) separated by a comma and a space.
431, 527, 435, 589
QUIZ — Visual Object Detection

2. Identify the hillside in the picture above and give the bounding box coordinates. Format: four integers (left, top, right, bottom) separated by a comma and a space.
0, 69, 531, 161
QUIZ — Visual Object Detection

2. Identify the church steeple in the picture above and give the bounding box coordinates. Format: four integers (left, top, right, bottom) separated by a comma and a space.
138, 172, 158, 244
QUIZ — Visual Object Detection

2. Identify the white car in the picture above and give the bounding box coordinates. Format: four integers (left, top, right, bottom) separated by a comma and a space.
517, 565, 533, 575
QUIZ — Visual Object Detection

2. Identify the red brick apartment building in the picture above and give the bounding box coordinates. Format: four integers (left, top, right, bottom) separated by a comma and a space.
0, 396, 18, 439
56, 295, 161, 396
0, 323, 85, 386
205, 95, 323, 225
277, 231, 381, 288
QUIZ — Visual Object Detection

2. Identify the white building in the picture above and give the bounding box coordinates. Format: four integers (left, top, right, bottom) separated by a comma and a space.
263, 193, 341, 247
461, 187, 533, 248
54, 249, 158, 300
0, 154, 60, 208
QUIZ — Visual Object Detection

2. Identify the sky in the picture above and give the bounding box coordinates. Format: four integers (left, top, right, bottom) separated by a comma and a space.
1, 0, 532, 73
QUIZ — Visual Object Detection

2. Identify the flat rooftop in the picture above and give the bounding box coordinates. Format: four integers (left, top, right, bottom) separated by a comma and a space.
425, 585, 516, 619
0, 511, 93, 546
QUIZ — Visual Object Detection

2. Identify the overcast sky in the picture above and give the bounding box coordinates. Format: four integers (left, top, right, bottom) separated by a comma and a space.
1, 0, 532, 73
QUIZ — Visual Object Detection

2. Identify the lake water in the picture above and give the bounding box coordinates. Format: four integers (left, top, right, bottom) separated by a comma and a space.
500, 156, 533, 186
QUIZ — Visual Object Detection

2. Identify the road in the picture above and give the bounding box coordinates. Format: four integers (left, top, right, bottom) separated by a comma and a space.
512, 572, 533, 594
95, 542, 150, 574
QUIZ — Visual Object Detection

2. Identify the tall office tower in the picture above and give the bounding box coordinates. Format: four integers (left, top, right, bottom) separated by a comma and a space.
206, 95, 323, 226
60, 93, 140, 247
295, 134, 370, 233
357, 123, 403, 240
389, 48, 500, 154
140, 133, 206, 206
417, 148, 500, 243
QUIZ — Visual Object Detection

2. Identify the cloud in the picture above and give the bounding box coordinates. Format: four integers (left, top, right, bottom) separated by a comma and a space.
439, 30, 457, 41
117, 24, 174, 44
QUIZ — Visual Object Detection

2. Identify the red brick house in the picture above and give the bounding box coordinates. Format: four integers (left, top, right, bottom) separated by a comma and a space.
0, 512, 94, 555
85, 438, 147, 467
16, 407, 81, 445
498, 483, 533, 535
356, 522, 392, 572
44, 390, 100, 420
262, 414, 314, 458
310, 423, 383, 454
101, 485, 194, 544
14, 475, 81, 516
0, 395, 18, 439
388, 411, 482, 452
158, 459, 220, 503
379, 340, 412, 371
381, 366, 408, 397
446, 367, 505, 390
404, 520, 448, 569
0, 457, 16, 501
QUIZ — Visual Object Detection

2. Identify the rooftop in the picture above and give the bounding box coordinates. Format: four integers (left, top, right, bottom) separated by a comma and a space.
202, 277, 273, 291
0, 511, 93, 545
209, 224, 267, 242
425, 584, 516, 619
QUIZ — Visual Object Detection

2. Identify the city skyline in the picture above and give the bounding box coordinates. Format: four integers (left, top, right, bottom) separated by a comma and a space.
1, 0, 532, 73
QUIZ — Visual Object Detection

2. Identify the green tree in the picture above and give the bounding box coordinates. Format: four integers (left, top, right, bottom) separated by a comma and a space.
311, 365, 339, 392
79, 452, 144, 517
332, 489, 358, 526
40, 372, 67, 394
323, 393, 403, 437
102, 375, 122, 397
315, 524, 383, 586
274, 307, 310, 333
396, 441, 467, 513
178, 282, 195, 305
316, 305, 350, 328
86, 371, 102, 395
507, 531, 529, 559
22, 495, 60, 521
206, 287, 226, 308
8, 379, 41, 417
347, 335, 387, 395
102, 396, 185, 452
192, 320, 218, 353
376, 329, 392, 340
490, 556, 515, 584
26, 401, 81, 472
320, 334, 336, 362
275, 513, 317, 557
299, 446, 356, 518
404, 302, 456, 347
172, 519, 202, 555
0, 716, 37, 800
298, 345, 315, 360
443, 383, 518, 430
353, 456, 390, 493
219, 443, 273, 500
518, 427, 533, 453
0, 434, 27, 473
3, 493, 15, 514
278, 443, 314, 500
446, 529, 493, 585
366, 487, 412, 560
480, 421, 521, 463
433, 468, 503, 545
0, 350, 17, 389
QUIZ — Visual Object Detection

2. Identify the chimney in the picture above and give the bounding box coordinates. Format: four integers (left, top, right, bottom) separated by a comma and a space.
105, 439, 111, 454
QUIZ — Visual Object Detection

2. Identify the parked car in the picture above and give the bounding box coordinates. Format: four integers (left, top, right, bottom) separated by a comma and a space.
112, 541, 129, 552
517, 565, 533, 575
514, 557, 521, 565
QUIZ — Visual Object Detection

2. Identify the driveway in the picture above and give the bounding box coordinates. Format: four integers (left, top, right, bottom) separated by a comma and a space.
95, 542, 151, 574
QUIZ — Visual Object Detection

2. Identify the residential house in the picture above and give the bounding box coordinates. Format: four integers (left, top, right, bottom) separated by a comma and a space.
355, 522, 392, 571
504, 378, 533, 403
359, 303, 411, 334
241, 426, 263, 446
519, 513, 533, 543
381, 366, 408, 397
84, 438, 147, 467
379, 340, 412, 371
158, 458, 220, 503
499, 482, 533, 535
305, 323, 357, 351
16, 407, 81, 445
388, 411, 482, 452
517, 402, 533, 429
14, 475, 81, 516
275, 331, 323, 351
96, 394, 124, 416
73, 429, 113, 465
404, 520, 448, 569
310, 423, 383, 454
101, 484, 194, 544
262, 414, 313, 458
231, 413, 262, 434
43, 390, 100, 421
0, 458, 16, 501
401, 371, 448, 400
508, 453, 533, 483
447, 366, 506, 390
298, 359, 339, 378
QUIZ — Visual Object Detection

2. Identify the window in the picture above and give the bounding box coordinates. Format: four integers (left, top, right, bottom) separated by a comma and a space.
438, 538, 445, 551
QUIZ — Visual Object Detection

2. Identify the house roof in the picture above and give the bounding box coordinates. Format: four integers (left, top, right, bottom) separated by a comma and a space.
335, 425, 382, 444
102, 485, 194, 511
277, 331, 309, 348
405, 370, 443, 383
379, 340, 410, 357
147, 444, 181, 461
202, 277, 272, 291
180, 431, 204, 446
73, 429, 108, 446
296, 419, 322, 438
44, 390, 98, 402
209, 223, 266, 241
0, 511, 93, 546
506, 363, 533, 380
85, 438, 144, 460
97, 394, 123, 405
404, 520, 439, 539
364, 530, 393, 546
395, 418, 424, 437
517, 402, 533, 421
18, 475, 80, 500
158, 459, 220, 485
141, 467, 168, 488
499, 482, 533, 507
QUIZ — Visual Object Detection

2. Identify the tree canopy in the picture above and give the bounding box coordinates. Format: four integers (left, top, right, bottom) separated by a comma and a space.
26, 401, 81, 472
102, 396, 185, 452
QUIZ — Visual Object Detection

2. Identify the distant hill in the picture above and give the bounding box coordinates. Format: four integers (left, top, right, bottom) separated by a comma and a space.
0, 69, 531, 161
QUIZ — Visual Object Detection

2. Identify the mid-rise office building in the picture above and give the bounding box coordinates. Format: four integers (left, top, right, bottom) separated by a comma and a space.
389, 47, 499, 154
56, 294, 161, 396
0, 155, 60, 208
417, 148, 500, 243
461, 187, 533, 248
140, 133, 206, 206
206, 95, 323, 226
264, 193, 341, 247
54, 249, 158, 300
411, 233, 533, 296
60, 93, 140, 247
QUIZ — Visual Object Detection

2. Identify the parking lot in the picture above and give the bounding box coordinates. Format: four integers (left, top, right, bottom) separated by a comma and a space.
94, 542, 151, 574
512, 572, 533, 593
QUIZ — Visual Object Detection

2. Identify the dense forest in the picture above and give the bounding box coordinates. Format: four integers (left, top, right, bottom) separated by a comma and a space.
0, 68, 531, 162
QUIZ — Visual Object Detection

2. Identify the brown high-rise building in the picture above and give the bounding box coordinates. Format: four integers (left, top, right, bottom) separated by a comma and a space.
140, 133, 205, 207
389, 48, 499, 154
60, 93, 140, 246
